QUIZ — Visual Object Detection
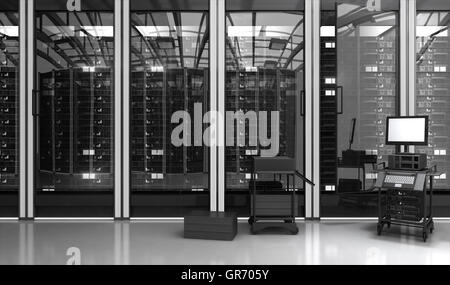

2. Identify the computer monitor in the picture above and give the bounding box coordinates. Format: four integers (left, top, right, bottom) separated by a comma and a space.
386, 116, 428, 145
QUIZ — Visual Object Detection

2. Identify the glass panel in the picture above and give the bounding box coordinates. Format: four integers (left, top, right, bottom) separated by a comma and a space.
0, 0, 19, 217
416, 1, 450, 216
225, 5, 305, 216
34, 0, 114, 217
320, 0, 399, 217
130, 0, 210, 217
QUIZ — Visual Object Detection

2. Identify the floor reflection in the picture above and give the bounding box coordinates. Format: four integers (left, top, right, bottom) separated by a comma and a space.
0, 220, 449, 265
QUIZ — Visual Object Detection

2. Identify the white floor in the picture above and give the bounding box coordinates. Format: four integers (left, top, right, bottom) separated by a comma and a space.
1, 220, 449, 265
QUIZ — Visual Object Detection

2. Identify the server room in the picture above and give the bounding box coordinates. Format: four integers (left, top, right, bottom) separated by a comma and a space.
1, 0, 450, 267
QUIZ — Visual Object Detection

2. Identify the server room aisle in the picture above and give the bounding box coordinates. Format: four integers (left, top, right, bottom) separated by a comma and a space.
0, 221, 449, 265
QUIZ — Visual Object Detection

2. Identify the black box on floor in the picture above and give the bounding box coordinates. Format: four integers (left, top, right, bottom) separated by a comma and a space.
184, 211, 237, 241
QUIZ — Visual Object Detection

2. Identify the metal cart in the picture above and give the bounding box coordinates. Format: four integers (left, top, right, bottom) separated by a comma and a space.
375, 165, 440, 242
248, 157, 314, 235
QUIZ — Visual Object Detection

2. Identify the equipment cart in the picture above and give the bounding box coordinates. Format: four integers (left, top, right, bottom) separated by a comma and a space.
248, 157, 314, 235
374, 165, 440, 242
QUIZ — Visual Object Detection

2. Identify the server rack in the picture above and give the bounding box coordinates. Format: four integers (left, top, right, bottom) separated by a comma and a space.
319, 11, 397, 192
416, 18, 450, 190
320, 12, 339, 191
0, 2, 20, 217
36, 67, 114, 217
0, 66, 19, 216
130, 68, 209, 217
225, 68, 298, 214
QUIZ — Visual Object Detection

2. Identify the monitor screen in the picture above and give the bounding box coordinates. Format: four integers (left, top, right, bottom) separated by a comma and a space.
386, 116, 428, 145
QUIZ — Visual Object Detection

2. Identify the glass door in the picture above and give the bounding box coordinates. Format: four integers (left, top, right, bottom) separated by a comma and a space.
0, 0, 19, 217
320, 0, 399, 217
416, 0, 450, 216
129, 0, 210, 217
225, 0, 305, 216
34, 0, 115, 217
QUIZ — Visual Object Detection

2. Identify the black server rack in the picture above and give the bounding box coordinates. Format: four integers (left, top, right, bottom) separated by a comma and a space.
36, 67, 114, 217
225, 68, 297, 213
356, 31, 396, 172
320, 12, 339, 191
416, 33, 450, 190
0, 66, 19, 216
320, 11, 397, 193
130, 68, 209, 216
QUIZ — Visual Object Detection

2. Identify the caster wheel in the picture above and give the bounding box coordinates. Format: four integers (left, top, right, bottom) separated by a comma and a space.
422, 232, 428, 242
387, 223, 391, 229
377, 224, 383, 236
248, 217, 254, 225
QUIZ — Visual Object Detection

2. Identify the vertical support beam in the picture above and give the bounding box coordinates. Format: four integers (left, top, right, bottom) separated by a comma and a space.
304, 0, 313, 219
305, 0, 321, 219
114, 0, 123, 218
26, 0, 35, 219
19, 0, 27, 218
209, 0, 218, 212
408, 0, 416, 115
400, 0, 408, 118
122, 0, 130, 218
408, 0, 416, 153
400, 0, 416, 153
312, 0, 321, 219
217, 0, 226, 212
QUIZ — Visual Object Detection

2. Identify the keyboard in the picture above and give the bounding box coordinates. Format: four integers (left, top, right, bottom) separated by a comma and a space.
384, 175, 415, 185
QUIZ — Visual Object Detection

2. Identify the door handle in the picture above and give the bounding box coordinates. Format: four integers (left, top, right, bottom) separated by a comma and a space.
300, 90, 305, 116
32, 89, 40, 116
337, 86, 343, 115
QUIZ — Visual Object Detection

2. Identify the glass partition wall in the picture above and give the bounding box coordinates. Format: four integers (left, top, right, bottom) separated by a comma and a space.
224, 0, 305, 216
416, 0, 450, 216
0, 0, 19, 217
129, 0, 210, 217
34, 0, 115, 217
320, 0, 399, 217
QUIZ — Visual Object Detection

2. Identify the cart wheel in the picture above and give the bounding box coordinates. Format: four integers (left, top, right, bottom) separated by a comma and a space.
248, 217, 254, 225
377, 224, 383, 236
422, 232, 428, 242
387, 222, 391, 229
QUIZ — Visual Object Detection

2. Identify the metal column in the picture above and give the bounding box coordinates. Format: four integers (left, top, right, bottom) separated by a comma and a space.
306, 0, 321, 219
114, 0, 123, 218
122, 0, 130, 218
26, 0, 35, 219
19, 0, 27, 218
209, 0, 218, 212
217, 0, 226, 212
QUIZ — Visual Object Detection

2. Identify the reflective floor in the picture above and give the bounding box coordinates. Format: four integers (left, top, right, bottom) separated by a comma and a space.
0, 220, 450, 265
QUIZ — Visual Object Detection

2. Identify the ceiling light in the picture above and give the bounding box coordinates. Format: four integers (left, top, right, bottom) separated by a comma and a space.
0, 26, 18, 37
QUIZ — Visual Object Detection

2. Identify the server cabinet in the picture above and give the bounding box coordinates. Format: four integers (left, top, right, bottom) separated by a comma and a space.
225, 0, 306, 216
129, 0, 210, 217
0, 0, 19, 217
416, 0, 450, 216
320, 0, 399, 217
34, 0, 115, 217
